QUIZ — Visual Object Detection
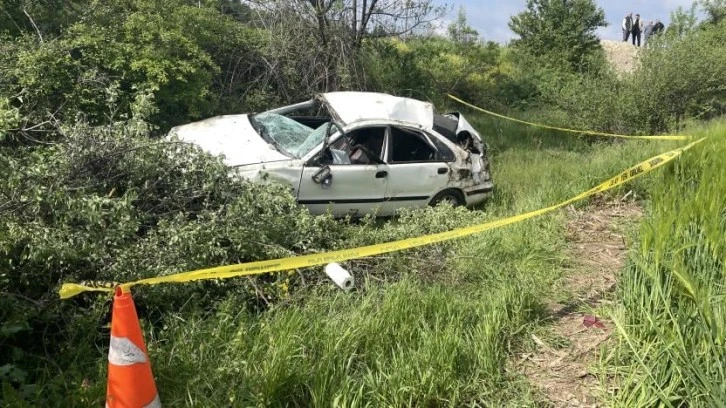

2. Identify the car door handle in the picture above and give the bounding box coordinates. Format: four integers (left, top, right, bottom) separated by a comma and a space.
437, 167, 448, 174
375, 171, 388, 178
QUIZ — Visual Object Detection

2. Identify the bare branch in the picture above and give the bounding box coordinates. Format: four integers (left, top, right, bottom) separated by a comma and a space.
22, 7, 44, 43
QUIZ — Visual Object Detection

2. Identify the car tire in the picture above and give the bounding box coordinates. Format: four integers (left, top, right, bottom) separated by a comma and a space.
429, 189, 465, 207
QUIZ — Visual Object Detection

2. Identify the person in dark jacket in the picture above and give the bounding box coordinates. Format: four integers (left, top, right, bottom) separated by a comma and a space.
653, 19, 665, 34
622, 13, 633, 42
631, 14, 643, 46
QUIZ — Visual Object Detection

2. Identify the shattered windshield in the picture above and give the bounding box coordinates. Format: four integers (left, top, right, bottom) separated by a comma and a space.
251, 113, 328, 158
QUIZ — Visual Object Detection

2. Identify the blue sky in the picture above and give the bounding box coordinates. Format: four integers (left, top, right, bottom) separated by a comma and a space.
438, 0, 698, 43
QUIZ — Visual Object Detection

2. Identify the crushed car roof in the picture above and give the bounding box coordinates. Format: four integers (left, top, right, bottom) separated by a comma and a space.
321, 92, 434, 128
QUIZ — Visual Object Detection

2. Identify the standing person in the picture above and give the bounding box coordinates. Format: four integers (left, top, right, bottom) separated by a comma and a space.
643, 20, 655, 46
653, 19, 665, 35
622, 13, 633, 42
631, 13, 643, 46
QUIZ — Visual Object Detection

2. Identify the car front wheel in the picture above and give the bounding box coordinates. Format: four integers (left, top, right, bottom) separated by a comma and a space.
429, 189, 465, 207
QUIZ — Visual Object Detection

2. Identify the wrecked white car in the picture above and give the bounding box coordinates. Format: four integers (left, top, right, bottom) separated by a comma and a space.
170, 92, 493, 217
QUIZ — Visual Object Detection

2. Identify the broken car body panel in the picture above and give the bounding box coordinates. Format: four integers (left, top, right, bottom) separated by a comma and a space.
320, 92, 434, 129
170, 92, 493, 217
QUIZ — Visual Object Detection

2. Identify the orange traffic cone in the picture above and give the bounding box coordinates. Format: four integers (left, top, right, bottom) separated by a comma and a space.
106, 286, 161, 408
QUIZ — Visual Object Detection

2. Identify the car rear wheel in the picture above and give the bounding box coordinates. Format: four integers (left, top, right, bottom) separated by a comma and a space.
429, 189, 465, 207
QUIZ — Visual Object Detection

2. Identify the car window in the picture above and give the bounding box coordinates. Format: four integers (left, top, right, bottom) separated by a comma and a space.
330, 127, 386, 165
429, 135, 456, 162
389, 127, 437, 163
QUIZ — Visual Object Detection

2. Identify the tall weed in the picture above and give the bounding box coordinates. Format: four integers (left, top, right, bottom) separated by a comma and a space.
602, 121, 726, 406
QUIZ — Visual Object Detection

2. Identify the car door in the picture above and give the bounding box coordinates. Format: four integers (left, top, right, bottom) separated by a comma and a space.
297, 126, 389, 217
381, 125, 452, 214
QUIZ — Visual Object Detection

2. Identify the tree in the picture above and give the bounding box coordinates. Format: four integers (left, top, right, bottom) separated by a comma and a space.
448, 6, 479, 44
668, 3, 699, 38
240, 0, 446, 92
508, 0, 607, 72
247, 0, 445, 49
699, 0, 726, 25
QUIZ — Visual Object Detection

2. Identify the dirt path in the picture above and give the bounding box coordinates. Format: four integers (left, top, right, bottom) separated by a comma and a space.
517, 199, 642, 407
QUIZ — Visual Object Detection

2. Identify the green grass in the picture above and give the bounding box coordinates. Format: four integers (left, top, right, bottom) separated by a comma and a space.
10, 114, 716, 407
599, 121, 726, 407
145, 280, 541, 407
471, 114, 677, 227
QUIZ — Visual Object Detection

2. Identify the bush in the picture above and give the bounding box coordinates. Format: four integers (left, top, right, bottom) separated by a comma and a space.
362, 37, 502, 109
0, 115, 348, 397
632, 20, 726, 129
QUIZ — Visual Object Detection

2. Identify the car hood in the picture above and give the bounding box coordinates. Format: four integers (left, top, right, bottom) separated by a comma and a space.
169, 114, 290, 166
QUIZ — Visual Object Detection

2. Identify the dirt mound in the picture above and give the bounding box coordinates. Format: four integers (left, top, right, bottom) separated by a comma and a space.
601, 40, 641, 75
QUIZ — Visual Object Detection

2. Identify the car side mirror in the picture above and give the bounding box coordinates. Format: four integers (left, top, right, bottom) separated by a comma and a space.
312, 165, 333, 188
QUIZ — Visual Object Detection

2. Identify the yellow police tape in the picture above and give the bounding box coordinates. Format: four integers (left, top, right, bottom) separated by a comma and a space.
59, 138, 706, 299
447, 94, 691, 141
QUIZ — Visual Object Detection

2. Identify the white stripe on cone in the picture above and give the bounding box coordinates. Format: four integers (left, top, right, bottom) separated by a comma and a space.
108, 336, 147, 366
144, 394, 161, 408
106, 394, 160, 408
